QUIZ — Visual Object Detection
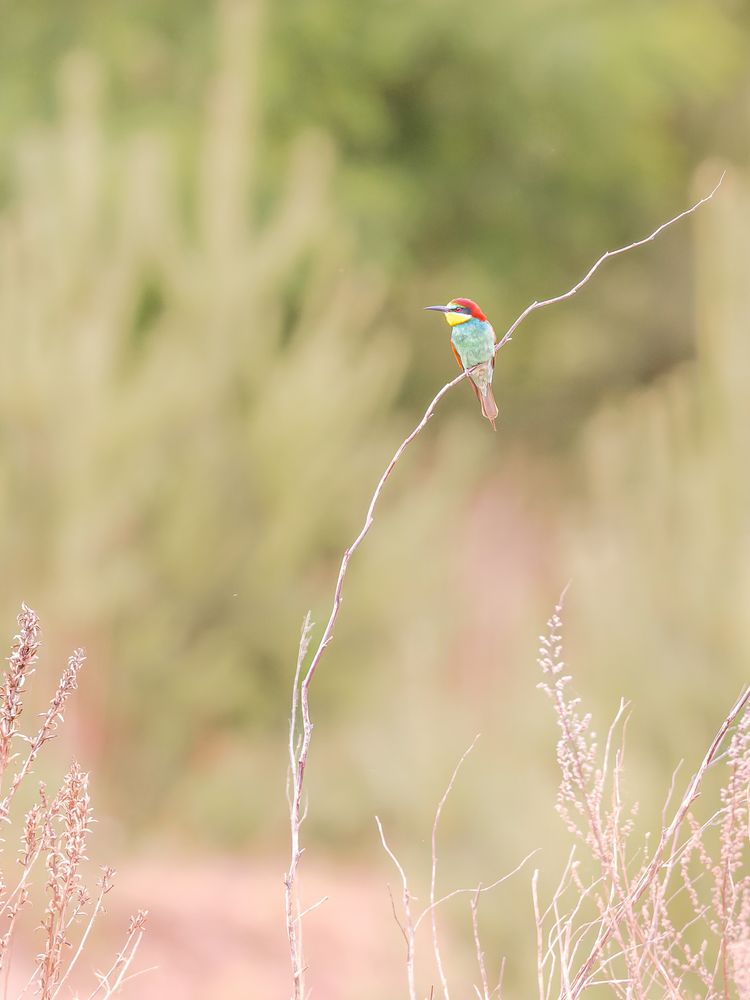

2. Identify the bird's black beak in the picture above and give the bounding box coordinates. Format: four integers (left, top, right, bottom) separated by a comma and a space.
423, 305, 452, 312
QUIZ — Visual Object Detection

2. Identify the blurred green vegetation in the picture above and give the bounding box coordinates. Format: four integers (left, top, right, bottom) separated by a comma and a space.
0, 1, 749, 992
1, 0, 747, 435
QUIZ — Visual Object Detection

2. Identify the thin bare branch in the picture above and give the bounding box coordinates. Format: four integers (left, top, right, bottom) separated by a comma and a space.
416, 850, 540, 932
493, 172, 726, 355
376, 816, 417, 1000
471, 884, 491, 1000
294, 896, 328, 925
87, 911, 148, 1000
50, 868, 115, 999
431, 735, 480, 1000
284, 173, 726, 997
532, 871, 546, 1000
285, 613, 314, 999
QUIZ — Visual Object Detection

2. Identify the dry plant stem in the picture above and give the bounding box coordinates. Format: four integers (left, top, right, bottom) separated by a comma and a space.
87, 911, 148, 1000
569, 684, 750, 998
0, 605, 40, 785
37, 763, 94, 999
2, 937, 12, 1000
492, 171, 725, 356
294, 895, 328, 924
285, 614, 312, 999
376, 816, 417, 1000
496, 957, 506, 1000
0, 611, 144, 999
431, 735, 480, 1000
533, 871, 545, 1000
536, 852, 610, 998
284, 173, 725, 997
0, 832, 45, 922
101, 923, 147, 1000
416, 852, 539, 931
50, 868, 114, 999
378, 802, 537, 1000
2, 898, 27, 1000
0, 649, 85, 821
471, 885, 491, 1000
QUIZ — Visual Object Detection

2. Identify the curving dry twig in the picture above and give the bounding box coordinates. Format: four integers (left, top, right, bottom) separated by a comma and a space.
284, 172, 726, 999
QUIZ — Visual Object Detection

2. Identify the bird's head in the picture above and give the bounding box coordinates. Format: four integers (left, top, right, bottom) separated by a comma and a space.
424, 297, 487, 327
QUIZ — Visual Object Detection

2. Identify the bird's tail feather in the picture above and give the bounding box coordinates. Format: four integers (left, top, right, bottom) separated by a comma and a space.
480, 385, 498, 431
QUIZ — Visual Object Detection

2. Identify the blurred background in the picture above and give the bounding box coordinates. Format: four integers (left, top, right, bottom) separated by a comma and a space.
0, 0, 748, 995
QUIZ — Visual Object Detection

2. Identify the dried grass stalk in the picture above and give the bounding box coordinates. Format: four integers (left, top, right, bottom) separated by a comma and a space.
0, 606, 146, 998
536, 594, 750, 999
285, 176, 725, 998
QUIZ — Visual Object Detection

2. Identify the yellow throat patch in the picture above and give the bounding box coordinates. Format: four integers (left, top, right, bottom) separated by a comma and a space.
445, 309, 471, 327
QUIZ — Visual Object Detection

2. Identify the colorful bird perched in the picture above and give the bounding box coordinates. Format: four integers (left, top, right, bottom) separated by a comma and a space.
424, 298, 498, 430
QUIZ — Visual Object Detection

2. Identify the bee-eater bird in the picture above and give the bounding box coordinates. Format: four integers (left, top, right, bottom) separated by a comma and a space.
424, 298, 499, 430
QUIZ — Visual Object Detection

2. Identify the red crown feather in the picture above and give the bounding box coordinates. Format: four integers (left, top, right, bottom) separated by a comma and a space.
451, 297, 487, 321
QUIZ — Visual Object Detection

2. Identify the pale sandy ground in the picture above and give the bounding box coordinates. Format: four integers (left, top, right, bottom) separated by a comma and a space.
4, 855, 453, 999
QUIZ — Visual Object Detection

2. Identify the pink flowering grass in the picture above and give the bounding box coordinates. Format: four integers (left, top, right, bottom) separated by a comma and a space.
0, 605, 145, 998
535, 597, 750, 999
368, 594, 750, 1000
